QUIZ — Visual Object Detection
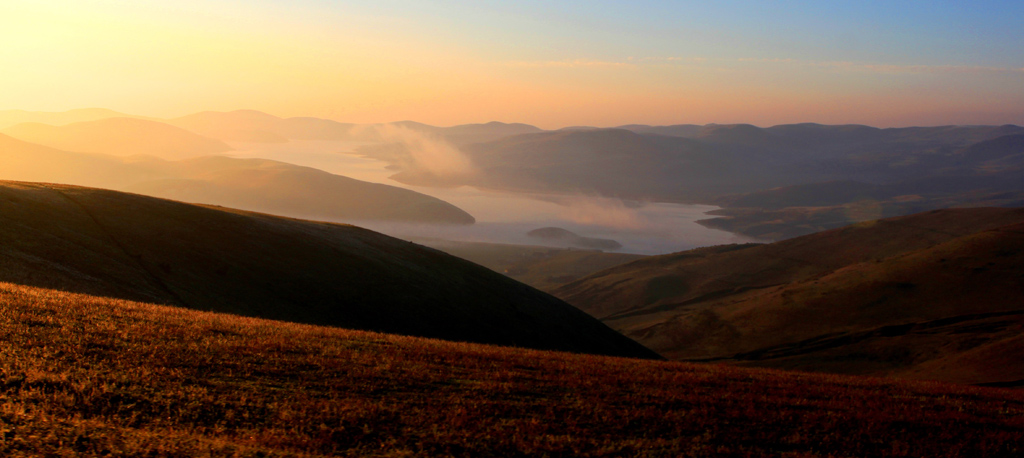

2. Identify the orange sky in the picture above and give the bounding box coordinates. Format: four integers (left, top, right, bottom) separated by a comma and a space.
3, 1, 1022, 128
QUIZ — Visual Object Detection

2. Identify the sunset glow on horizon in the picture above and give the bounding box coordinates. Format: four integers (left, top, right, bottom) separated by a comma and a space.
3, 0, 1023, 128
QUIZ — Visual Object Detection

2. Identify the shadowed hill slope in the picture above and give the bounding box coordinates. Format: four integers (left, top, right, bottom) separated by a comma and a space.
555, 208, 1024, 383
2, 117, 232, 159
0, 181, 654, 358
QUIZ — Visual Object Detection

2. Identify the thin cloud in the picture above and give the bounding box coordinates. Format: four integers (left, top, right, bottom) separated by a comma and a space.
502, 57, 1021, 75
503, 59, 635, 69
736, 57, 798, 63
812, 61, 1021, 74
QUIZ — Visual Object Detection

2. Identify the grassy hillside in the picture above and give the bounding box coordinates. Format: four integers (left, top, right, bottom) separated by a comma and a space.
556, 208, 1024, 384
415, 238, 644, 292
0, 181, 650, 358
1, 280, 1021, 457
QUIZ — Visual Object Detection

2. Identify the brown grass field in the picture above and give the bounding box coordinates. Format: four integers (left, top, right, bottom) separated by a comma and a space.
1, 281, 1022, 457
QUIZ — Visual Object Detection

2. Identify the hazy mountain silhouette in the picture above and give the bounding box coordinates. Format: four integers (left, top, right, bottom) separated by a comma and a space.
357, 122, 1024, 239
373, 122, 1024, 198
437, 121, 544, 144
555, 208, 1024, 384
167, 110, 542, 145
703, 131, 1024, 239
127, 156, 475, 224
167, 110, 363, 143
0, 181, 654, 358
370, 128, 747, 198
0, 133, 165, 188
615, 124, 704, 137
2, 117, 232, 159
0, 108, 141, 129
0, 134, 474, 224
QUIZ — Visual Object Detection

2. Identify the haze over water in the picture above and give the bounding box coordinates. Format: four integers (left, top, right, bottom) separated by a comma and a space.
225, 140, 754, 254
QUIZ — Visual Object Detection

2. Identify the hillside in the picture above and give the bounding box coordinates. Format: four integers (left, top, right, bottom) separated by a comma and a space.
2, 117, 232, 159
125, 156, 476, 224
555, 208, 1024, 384
703, 132, 1024, 239
167, 110, 364, 142
361, 122, 1024, 240
364, 128, 741, 197
0, 135, 475, 224
1, 280, 1021, 456
415, 238, 644, 291
0, 108, 138, 129
0, 133, 156, 190
0, 181, 650, 358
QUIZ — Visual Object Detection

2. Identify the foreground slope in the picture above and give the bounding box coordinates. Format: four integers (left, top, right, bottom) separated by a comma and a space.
0, 181, 650, 358
1, 281, 1021, 457
556, 208, 1024, 383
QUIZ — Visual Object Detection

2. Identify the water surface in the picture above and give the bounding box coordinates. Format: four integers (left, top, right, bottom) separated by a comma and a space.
226, 140, 755, 254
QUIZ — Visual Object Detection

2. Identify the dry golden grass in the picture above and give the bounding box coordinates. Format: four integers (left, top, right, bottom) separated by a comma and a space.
557, 208, 1024, 383
1, 281, 1022, 457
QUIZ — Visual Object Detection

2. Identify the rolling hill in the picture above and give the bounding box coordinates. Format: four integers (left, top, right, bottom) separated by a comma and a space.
365, 128, 744, 197
701, 131, 1024, 239
167, 109, 363, 143
1, 280, 1020, 456
0, 134, 474, 224
555, 207, 1024, 384
414, 238, 644, 292
0, 181, 650, 358
0, 108, 140, 129
2, 117, 232, 159
124, 156, 476, 224
363, 122, 1024, 209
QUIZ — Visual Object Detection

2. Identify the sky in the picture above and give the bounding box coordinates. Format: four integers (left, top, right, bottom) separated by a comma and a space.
2, 0, 1023, 128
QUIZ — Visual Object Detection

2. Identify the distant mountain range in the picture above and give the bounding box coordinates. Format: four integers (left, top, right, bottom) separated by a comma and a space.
362, 121, 1024, 239
0, 181, 654, 358
555, 207, 1024, 385
3, 108, 1022, 240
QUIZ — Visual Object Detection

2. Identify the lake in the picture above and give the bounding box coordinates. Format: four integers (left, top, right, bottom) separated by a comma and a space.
225, 140, 756, 255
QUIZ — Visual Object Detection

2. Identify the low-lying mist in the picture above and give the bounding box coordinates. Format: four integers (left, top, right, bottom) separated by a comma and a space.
224, 139, 755, 254
356, 124, 477, 180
